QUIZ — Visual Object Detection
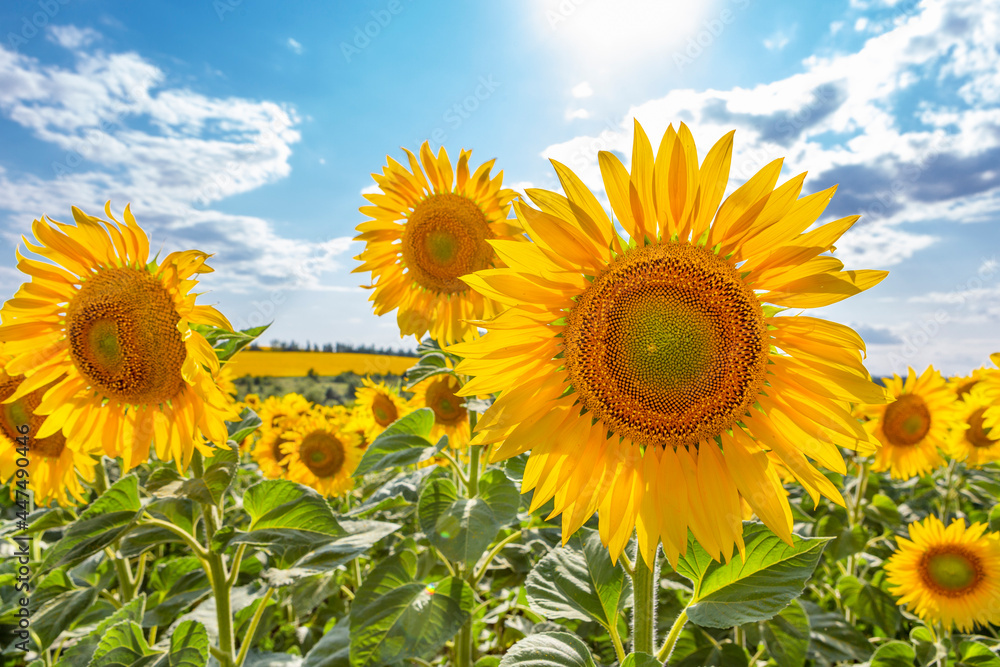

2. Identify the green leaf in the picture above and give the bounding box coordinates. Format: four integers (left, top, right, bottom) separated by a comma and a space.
989, 505, 1000, 533
349, 576, 474, 666
122, 498, 199, 558
348, 468, 435, 516
164, 620, 209, 667
143, 568, 211, 628
836, 575, 901, 634
10, 506, 77, 535
675, 522, 829, 628
227, 407, 263, 444
869, 640, 916, 667
418, 469, 519, 565
497, 632, 598, 667
178, 444, 240, 506
353, 409, 440, 476
90, 620, 162, 667
958, 641, 1000, 667
816, 514, 867, 561
31, 586, 100, 649
674, 643, 749, 667
41, 475, 142, 572
352, 550, 418, 617
57, 595, 147, 667
525, 527, 631, 631
800, 601, 872, 666
230, 480, 346, 567
194, 322, 270, 363
761, 600, 810, 667
864, 494, 901, 526
272, 519, 400, 577
303, 617, 350, 667
621, 653, 661, 667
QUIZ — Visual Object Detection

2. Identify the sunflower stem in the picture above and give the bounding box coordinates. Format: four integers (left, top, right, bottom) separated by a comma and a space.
939, 459, 958, 523
631, 546, 657, 655
456, 411, 481, 667
204, 505, 236, 667
657, 610, 689, 664
235, 587, 273, 667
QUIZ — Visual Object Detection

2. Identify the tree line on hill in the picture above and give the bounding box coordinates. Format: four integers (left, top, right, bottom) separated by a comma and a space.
247, 340, 419, 357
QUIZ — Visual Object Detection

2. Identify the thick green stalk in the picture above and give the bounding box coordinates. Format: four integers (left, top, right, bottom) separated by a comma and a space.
456, 410, 481, 667
204, 506, 236, 667
631, 548, 657, 655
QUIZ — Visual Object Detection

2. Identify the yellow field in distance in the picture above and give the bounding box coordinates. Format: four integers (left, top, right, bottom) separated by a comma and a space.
228, 351, 417, 377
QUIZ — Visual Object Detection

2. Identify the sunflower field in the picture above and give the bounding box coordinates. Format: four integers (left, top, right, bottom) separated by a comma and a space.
3, 123, 1000, 667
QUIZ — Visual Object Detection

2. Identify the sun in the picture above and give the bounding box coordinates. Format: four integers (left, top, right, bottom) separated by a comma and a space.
0, 205, 239, 473
353, 142, 523, 345
449, 121, 887, 566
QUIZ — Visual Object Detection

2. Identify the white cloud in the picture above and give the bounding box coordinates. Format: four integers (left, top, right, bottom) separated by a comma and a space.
0, 28, 352, 295
571, 81, 593, 98
287, 38, 303, 54
539, 0, 1000, 270
565, 108, 590, 120
763, 27, 794, 51
855, 16, 870, 30
47, 25, 100, 49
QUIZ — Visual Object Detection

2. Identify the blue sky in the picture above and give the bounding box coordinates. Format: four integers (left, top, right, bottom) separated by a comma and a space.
0, 0, 998, 375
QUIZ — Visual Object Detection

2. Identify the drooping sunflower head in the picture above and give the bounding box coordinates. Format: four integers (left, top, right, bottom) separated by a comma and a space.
281, 410, 362, 497
860, 366, 960, 480
410, 374, 470, 450
945, 385, 1000, 468
450, 121, 888, 566
353, 377, 411, 441
886, 515, 1000, 632
353, 142, 523, 344
0, 205, 239, 473
0, 346, 97, 506
251, 393, 312, 479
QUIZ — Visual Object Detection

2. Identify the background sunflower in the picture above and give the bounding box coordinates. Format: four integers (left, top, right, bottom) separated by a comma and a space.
281, 410, 363, 497
353, 142, 522, 345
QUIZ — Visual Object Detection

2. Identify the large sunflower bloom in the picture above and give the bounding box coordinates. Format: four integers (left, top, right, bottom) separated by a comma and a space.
409, 374, 471, 450
449, 121, 886, 566
353, 142, 522, 344
861, 367, 958, 480
353, 378, 411, 441
946, 386, 1000, 467
0, 347, 97, 506
281, 411, 362, 497
0, 205, 238, 473
252, 393, 311, 478
886, 515, 1000, 632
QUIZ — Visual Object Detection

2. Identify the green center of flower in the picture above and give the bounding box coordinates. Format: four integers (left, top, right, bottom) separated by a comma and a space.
425, 379, 465, 426
882, 394, 931, 447
401, 193, 495, 294
299, 431, 346, 478
965, 408, 996, 448
923, 550, 980, 595
563, 242, 768, 448
66, 267, 186, 405
371, 393, 398, 427
620, 294, 713, 390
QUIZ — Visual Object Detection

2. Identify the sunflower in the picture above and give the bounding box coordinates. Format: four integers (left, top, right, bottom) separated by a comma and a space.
0, 205, 238, 473
946, 386, 1000, 468
252, 393, 311, 478
886, 515, 1000, 632
979, 354, 1000, 432
409, 374, 471, 450
448, 121, 887, 567
281, 410, 362, 497
861, 367, 958, 480
0, 347, 98, 506
353, 378, 411, 441
949, 367, 988, 400
353, 142, 523, 344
